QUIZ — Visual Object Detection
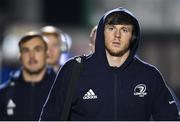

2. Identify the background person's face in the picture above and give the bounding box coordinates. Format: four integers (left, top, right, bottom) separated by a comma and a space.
46, 35, 61, 65
20, 37, 47, 74
89, 27, 97, 53
104, 24, 133, 57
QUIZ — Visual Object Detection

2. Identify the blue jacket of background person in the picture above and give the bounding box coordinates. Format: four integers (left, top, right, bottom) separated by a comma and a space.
0, 67, 56, 120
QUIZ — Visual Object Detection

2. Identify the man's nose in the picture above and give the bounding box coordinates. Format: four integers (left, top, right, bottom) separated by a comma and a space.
29, 51, 35, 58
115, 30, 121, 38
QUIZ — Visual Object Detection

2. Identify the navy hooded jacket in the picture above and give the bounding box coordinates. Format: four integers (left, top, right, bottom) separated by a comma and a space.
40, 7, 179, 121
0, 68, 56, 120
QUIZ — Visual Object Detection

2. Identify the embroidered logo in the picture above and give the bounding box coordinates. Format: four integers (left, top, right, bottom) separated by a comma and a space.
169, 100, 175, 105
75, 57, 82, 63
7, 99, 16, 116
134, 84, 147, 97
83, 89, 98, 100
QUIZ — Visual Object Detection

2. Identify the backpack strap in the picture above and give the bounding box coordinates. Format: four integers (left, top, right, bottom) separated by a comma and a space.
60, 55, 86, 120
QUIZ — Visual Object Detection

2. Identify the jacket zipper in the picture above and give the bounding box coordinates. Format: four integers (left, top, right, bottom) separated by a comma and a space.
30, 85, 35, 119
114, 71, 118, 120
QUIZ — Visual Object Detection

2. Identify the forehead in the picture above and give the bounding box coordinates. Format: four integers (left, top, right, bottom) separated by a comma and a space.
21, 37, 45, 48
45, 34, 60, 43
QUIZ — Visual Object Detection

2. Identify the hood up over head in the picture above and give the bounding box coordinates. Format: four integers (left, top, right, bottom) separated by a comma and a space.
94, 7, 140, 70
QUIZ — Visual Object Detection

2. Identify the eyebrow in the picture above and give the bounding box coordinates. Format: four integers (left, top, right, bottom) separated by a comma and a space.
105, 24, 132, 29
121, 26, 132, 30
22, 44, 44, 50
105, 24, 114, 27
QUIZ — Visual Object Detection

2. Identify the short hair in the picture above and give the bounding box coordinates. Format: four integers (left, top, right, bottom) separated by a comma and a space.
18, 31, 48, 52
40, 26, 61, 39
105, 12, 135, 26
40, 26, 71, 53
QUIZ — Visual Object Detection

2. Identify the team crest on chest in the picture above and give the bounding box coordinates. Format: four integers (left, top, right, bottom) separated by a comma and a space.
134, 84, 147, 97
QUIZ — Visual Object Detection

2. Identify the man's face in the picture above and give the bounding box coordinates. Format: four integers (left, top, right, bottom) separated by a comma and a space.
89, 32, 96, 53
20, 37, 47, 74
45, 35, 61, 65
104, 24, 133, 57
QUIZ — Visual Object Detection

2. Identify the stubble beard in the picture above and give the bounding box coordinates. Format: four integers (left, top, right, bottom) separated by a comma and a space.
23, 64, 46, 75
105, 44, 130, 57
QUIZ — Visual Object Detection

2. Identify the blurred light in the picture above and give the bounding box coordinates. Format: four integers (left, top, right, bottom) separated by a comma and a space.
1, 24, 41, 63
61, 33, 72, 52
2, 34, 20, 62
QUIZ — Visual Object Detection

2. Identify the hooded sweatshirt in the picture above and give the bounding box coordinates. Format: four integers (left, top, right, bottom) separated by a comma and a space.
40, 7, 179, 121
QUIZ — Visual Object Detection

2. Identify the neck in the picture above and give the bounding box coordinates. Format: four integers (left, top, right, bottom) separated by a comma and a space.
106, 50, 130, 67
23, 68, 46, 83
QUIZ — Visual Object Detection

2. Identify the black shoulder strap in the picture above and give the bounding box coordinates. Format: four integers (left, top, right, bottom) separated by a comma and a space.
60, 56, 85, 120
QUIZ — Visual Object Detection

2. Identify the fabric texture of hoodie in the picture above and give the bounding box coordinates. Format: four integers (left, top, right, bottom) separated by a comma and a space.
40, 7, 179, 121
0, 67, 56, 120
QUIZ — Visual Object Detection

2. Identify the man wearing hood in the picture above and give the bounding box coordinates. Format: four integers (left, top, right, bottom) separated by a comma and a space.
40, 7, 179, 121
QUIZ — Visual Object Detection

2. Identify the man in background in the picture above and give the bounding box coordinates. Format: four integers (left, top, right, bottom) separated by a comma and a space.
89, 25, 97, 53
41, 26, 71, 73
0, 31, 56, 120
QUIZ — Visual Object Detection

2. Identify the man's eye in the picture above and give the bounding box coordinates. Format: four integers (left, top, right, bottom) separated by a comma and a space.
21, 49, 29, 53
108, 27, 114, 31
122, 29, 129, 32
35, 47, 43, 52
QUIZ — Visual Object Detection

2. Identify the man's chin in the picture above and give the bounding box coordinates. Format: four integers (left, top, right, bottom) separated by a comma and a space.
28, 70, 41, 75
108, 50, 125, 57
106, 46, 130, 57
24, 67, 45, 75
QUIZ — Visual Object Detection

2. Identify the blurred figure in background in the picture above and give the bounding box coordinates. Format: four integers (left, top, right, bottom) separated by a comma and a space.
0, 32, 56, 120
41, 26, 71, 73
89, 25, 97, 54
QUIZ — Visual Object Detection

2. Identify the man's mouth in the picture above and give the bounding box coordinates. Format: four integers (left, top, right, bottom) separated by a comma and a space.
112, 42, 121, 47
29, 60, 37, 65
